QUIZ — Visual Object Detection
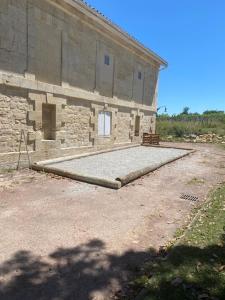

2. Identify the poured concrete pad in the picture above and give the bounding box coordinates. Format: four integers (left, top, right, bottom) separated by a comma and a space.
33, 146, 192, 188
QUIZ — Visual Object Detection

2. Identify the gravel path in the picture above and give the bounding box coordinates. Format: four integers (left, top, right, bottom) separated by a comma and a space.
48, 146, 190, 180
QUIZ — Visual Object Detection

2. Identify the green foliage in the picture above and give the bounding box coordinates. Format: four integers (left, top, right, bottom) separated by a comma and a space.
134, 185, 225, 300
0, 168, 14, 174
181, 106, 190, 115
203, 110, 224, 115
156, 110, 225, 138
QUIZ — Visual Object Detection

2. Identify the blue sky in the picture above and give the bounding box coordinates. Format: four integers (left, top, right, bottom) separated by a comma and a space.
85, 0, 225, 115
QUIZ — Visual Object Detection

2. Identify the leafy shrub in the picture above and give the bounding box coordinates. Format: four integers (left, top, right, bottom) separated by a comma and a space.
156, 111, 225, 138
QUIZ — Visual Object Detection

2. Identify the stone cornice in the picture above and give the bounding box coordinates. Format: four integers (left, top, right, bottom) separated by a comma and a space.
0, 72, 157, 113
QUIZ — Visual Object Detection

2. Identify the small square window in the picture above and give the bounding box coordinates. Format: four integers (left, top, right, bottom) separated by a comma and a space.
104, 55, 110, 66
138, 71, 142, 80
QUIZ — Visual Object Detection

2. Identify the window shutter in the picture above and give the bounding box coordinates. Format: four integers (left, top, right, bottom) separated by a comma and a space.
98, 112, 105, 136
104, 112, 111, 136
98, 111, 111, 136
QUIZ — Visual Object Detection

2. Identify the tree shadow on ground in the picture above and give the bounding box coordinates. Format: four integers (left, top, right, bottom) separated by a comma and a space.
0, 236, 224, 300
0, 239, 148, 300
139, 233, 225, 300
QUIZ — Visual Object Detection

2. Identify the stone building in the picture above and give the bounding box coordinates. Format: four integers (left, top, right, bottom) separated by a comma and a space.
0, 0, 167, 168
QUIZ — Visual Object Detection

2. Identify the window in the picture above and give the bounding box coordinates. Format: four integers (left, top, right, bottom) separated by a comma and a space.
104, 55, 110, 66
42, 103, 56, 140
98, 111, 111, 136
138, 71, 142, 80
135, 116, 141, 136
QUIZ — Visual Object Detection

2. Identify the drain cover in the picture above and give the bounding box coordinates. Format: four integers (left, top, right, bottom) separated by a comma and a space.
180, 193, 198, 202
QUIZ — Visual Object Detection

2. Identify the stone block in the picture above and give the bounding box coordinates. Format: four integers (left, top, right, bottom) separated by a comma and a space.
28, 110, 36, 122
29, 92, 46, 103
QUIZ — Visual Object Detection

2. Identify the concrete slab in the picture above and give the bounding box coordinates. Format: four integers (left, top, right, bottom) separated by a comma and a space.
33, 146, 192, 188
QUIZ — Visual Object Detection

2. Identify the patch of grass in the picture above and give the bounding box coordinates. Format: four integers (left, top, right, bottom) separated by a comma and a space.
187, 177, 205, 185
0, 168, 14, 175
134, 185, 225, 300
174, 227, 186, 240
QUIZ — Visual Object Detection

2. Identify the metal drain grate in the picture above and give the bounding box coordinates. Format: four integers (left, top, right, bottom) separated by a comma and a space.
180, 193, 199, 202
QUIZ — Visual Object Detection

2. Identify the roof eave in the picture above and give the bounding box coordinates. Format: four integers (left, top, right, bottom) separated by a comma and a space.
61, 0, 168, 67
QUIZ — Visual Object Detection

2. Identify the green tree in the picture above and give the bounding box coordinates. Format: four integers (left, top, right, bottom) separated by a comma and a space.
181, 106, 190, 115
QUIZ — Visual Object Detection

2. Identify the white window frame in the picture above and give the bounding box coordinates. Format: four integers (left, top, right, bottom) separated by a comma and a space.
98, 111, 112, 137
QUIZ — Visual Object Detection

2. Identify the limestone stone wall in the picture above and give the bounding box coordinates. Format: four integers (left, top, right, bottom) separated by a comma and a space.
0, 86, 34, 154
0, 0, 160, 108
0, 0, 27, 75
143, 114, 156, 133
114, 47, 134, 101
0, 0, 160, 169
116, 110, 132, 144
63, 100, 91, 148
0, 86, 155, 169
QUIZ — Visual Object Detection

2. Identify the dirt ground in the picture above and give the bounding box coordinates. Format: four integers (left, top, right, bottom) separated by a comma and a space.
0, 143, 225, 300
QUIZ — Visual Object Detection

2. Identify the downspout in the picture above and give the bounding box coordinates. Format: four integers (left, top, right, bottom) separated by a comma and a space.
159, 65, 168, 72
157, 63, 168, 106
154, 64, 167, 113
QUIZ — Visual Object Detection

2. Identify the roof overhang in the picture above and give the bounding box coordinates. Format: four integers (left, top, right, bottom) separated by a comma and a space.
52, 0, 168, 67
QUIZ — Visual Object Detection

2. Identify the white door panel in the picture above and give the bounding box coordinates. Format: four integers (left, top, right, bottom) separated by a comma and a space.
98, 112, 105, 136
104, 112, 111, 136
98, 111, 111, 136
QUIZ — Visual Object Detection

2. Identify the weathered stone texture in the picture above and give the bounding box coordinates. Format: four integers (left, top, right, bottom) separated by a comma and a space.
0, 0, 159, 106
143, 114, 156, 133
63, 100, 91, 148
114, 47, 134, 101
29, 22, 62, 85
96, 41, 115, 98
0, 87, 34, 154
116, 110, 132, 144
0, 0, 27, 74
143, 65, 156, 106
133, 62, 145, 104
0, 0, 161, 168
0, 86, 155, 167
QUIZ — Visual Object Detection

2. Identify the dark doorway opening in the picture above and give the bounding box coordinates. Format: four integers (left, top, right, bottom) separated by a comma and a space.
42, 103, 56, 140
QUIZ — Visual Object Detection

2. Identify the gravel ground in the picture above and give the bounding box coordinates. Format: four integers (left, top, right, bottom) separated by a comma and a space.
48, 146, 190, 180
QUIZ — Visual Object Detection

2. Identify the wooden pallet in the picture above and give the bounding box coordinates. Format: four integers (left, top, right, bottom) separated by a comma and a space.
142, 133, 160, 145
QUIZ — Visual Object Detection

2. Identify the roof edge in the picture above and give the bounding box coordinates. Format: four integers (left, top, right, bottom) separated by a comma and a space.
61, 0, 168, 67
